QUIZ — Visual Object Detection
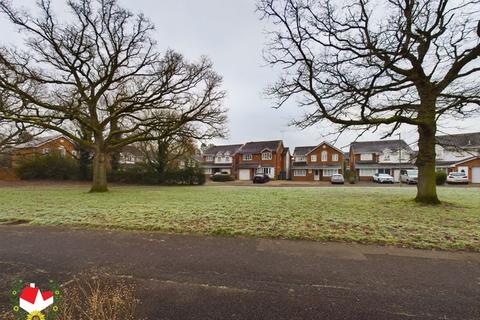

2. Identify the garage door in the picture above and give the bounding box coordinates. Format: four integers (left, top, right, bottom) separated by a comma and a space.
239, 169, 251, 181
472, 167, 480, 183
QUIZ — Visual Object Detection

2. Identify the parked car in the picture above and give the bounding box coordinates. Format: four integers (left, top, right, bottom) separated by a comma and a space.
253, 173, 270, 184
373, 173, 394, 184
400, 169, 418, 184
446, 172, 469, 184
330, 173, 345, 184
213, 171, 230, 175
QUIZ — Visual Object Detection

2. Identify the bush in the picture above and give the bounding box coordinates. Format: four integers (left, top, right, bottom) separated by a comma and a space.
210, 173, 235, 182
16, 153, 79, 180
109, 165, 206, 185
436, 170, 447, 185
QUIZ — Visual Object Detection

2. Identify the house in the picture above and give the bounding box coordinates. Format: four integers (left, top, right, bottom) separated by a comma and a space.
349, 139, 415, 181
236, 140, 289, 180
291, 142, 344, 181
11, 135, 77, 168
436, 132, 480, 183
118, 145, 144, 165
201, 144, 243, 176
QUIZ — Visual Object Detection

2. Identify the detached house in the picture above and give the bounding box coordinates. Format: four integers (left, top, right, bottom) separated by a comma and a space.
349, 140, 415, 181
292, 142, 344, 181
236, 140, 290, 180
436, 132, 480, 183
201, 144, 243, 176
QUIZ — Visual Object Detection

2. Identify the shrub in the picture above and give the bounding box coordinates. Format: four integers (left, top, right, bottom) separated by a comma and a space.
108, 165, 206, 185
210, 173, 235, 182
16, 153, 79, 180
436, 170, 447, 185
108, 164, 157, 184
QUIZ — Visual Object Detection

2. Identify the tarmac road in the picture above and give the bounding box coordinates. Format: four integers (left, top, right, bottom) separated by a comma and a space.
0, 225, 479, 319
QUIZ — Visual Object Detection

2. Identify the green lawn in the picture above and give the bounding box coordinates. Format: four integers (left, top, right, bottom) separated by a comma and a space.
1, 185, 479, 251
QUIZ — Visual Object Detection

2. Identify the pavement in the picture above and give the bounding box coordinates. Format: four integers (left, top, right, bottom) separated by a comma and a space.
0, 225, 479, 319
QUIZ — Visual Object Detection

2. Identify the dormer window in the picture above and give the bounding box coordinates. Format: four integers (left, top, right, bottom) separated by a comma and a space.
243, 154, 252, 161
216, 156, 222, 162
262, 151, 272, 160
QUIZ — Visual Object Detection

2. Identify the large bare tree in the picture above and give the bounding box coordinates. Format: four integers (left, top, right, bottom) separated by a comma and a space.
0, 0, 227, 192
258, 0, 480, 204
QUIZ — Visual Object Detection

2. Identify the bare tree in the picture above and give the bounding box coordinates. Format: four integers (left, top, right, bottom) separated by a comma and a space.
0, 0, 227, 192
258, 0, 480, 204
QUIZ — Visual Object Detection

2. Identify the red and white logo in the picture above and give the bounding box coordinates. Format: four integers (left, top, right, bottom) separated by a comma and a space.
19, 283, 54, 314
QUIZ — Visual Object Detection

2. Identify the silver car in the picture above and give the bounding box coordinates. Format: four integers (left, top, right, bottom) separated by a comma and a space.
400, 170, 418, 184
330, 173, 345, 184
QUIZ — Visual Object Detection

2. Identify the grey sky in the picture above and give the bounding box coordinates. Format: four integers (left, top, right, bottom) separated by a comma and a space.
1, 0, 479, 151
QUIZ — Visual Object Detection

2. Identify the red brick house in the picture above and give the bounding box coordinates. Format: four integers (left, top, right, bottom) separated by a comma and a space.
236, 140, 290, 180
201, 144, 243, 176
291, 142, 344, 181
11, 135, 77, 168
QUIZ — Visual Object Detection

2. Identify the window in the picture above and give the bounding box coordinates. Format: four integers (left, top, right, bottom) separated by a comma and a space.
243, 154, 252, 161
321, 151, 328, 162
225, 156, 231, 162
311, 155, 317, 162
294, 169, 307, 176
262, 152, 272, 160
58, 146, 66, 157
378, 168, 390, 174
323, 169, 338, 176
359, 168, 378, 176
72, 150, 77, 157
204, 168, 212, 174
205, 156, 213, 162
42, 148, 50, 154
258, 167, 273, 175
360, 153, 373, 161
295, 156, 306, 162
216, 156, 222, 162
332, 154, 339, 162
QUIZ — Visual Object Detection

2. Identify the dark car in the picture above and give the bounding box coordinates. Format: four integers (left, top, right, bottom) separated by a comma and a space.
253, 173, 270, 184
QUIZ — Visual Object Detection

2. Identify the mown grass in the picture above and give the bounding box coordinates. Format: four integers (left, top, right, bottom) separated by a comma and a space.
0, 185, 479, 251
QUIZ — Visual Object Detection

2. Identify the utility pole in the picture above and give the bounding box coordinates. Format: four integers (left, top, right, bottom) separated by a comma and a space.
398, 133, 402, 185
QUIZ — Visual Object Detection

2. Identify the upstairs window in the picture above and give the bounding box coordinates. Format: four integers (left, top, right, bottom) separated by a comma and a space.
42, 148, 50, 154
295, 156, 306, 162
205, 155, 213, 162
311, 155, 317, 162
262, 152, 272, 160
243, 154, 252, 161
321, 151, 328, 162
58, 146, 66, 158
332, 154, 339, 162
216, 156, 222, 162
360, 153, 373, 161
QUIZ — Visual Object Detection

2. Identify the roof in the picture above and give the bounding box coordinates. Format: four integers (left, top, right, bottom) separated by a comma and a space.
436, 132, 480, 148
293, 142, 343, 156
13, 135, 68, 149
238, 140, 282, 154
436, 156, 480, 167
351, 139, 412, 154
120, 145, 143, 157
203, 144, 243, 155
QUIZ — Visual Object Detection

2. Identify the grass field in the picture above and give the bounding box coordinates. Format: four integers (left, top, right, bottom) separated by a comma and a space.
0, 185, 479, 251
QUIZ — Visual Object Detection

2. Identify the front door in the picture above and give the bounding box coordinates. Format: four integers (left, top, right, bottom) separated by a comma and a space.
314, 170, 320, 181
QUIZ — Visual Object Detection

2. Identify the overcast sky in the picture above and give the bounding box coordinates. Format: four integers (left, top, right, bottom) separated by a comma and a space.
1, 0, 479, 151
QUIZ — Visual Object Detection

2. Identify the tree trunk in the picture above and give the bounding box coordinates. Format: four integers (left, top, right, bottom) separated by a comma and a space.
90, 150, 108, 193
415, 123, 440, 204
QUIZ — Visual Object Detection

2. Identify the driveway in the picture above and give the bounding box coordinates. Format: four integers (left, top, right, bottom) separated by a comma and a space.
0, 225, 479, 319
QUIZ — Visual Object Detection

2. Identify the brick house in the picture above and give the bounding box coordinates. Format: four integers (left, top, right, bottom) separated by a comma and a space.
291, 142, 344, 181
11, 135, 77, 168
435, 132, 480, 183
349, 140, 415, 182
236, 140, 290, 180
201, 144, 243, 176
